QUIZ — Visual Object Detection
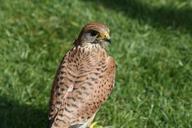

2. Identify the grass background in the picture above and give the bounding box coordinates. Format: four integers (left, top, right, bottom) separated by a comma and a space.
0, 0, 192, 127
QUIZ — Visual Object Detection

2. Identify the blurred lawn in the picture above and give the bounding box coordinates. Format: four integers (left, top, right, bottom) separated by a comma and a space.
0, 0, 192, 128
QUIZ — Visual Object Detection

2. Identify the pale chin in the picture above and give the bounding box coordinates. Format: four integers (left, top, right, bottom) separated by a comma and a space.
100, 41, 109, 48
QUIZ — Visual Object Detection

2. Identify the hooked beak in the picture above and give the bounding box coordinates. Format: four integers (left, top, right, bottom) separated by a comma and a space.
100, 32, 111, 44
105, 38, 111, 44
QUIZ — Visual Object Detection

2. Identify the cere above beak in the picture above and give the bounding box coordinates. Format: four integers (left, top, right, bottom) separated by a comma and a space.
101, 32, 111, 44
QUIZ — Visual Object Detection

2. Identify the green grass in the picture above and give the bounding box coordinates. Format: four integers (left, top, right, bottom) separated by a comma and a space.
0, 0, 192, 127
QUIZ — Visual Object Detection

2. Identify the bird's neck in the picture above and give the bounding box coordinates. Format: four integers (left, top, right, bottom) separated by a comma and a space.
82, 43, 101, 50
72, 43, 107, 58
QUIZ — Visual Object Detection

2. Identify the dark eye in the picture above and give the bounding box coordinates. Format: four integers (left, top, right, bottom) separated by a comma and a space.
90, 30, 98, 36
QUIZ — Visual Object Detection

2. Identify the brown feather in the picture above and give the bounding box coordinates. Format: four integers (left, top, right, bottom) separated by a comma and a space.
48, 23, 116, 128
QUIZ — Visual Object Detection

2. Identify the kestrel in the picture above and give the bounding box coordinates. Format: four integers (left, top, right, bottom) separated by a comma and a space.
48, 22, 116, 128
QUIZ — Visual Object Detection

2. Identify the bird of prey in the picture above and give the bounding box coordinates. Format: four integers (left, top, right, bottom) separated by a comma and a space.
48, 22, 116, 128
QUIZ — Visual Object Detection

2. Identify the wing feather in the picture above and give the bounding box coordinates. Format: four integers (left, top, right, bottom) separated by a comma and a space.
48, 46, 116, 128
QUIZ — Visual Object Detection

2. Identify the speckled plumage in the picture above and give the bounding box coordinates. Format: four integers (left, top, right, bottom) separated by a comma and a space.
48, 23, 116, 128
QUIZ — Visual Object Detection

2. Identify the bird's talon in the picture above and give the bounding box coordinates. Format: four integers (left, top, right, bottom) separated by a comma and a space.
90, 122, 97, 128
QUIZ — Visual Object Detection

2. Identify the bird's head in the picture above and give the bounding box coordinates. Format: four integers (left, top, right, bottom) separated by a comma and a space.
74, 22, 111, 47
